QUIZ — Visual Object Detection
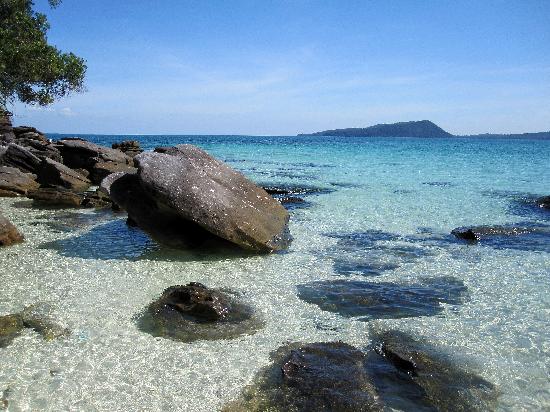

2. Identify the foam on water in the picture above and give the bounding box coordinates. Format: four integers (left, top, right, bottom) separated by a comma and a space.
1, 135, 549, 411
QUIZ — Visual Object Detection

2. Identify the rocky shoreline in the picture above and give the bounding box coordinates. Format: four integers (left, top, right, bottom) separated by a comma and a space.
2, 112, 549, 411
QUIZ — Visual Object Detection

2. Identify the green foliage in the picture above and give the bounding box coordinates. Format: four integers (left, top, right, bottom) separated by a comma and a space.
0, 0, 86, 109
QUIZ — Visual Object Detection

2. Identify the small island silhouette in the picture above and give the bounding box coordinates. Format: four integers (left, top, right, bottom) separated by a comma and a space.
300, 120, 550, 139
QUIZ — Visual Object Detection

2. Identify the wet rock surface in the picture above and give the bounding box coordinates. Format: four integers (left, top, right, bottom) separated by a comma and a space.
20, 303, 70, 340
226, 333, 497, 412
451, 224, 550, 251
36, 158, 91, 192
0, 314, 24, 348
535, 195, 550, 210
0, 166, 39, 196
0, 304, 68, 347
0, 212, 24, 246
137, 283, 261, 342
298, 277, 468, 320
110, 145, 292, 252
368, 330, 498, 411
224, 341, 382, 412
325, 230, 434, 277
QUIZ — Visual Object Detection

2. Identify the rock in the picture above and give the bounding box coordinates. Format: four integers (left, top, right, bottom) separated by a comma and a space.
112, 140, 143, 157
137, 283, 261, 342
89, 160, 136, 185
370, 330, 498, 411
0, 111, 15, 143
81, 189, 112, 208
297, 277, 468, 320
28, 187, 84, 208
0, 166, 39, 196
224, 342, 382, 412
0, 143, 41, 173
452, 228, 479, 242
19, 139, 62, 163
0, 314, 24, 348
115, 145, 291, 252
536, 195, 550, 209
20, 303, 69, 341
108, 172, 216, 247
57, 138, 133, 183
36, 158, 91, 191
452, 225, 534, 240
278, 196, 305, 204
12, 126, 48, 143
0, 213, 24, 246
73, 168, 90, 178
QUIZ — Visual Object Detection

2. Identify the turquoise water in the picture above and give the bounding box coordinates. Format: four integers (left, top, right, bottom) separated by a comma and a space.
1, 135, 549, 410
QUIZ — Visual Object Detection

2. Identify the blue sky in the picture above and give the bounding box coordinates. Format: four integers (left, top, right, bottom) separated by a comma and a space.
11, 0, 550, 135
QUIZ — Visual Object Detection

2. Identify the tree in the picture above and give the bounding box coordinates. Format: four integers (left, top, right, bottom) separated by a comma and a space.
0, 0, 86, 112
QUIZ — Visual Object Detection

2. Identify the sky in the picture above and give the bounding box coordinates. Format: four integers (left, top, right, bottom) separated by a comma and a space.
11, 0, 550, 135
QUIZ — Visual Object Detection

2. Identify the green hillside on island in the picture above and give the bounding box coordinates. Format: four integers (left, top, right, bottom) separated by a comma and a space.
300, 120, 550, 139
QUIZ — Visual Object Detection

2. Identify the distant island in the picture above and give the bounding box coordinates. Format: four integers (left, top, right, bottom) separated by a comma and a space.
299, 120, 550, 139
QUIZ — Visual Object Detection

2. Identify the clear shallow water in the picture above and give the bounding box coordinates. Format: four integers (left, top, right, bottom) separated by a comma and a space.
1, 135, 549, 411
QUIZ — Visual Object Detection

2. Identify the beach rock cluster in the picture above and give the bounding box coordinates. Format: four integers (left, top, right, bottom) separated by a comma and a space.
225, 330, 497, 411
105, 144, 291, 252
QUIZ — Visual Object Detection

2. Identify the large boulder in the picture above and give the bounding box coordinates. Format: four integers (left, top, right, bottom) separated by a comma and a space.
36, 158, 91, 192
109, 145, 291, 252
0, 166, 39, 196
57, 138, 134, 184
0, 213, 24, 246
0, 143, 41, 173
9, 125, 62, 162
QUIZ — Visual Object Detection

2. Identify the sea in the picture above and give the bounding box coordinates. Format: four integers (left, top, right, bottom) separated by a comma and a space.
1, 134, 549, 411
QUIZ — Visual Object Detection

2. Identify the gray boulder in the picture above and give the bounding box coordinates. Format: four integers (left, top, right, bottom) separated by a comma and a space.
0, 166, 39, 196
36, 158, 91, 192
0, 143, 41, 173
109, 145, 291, 252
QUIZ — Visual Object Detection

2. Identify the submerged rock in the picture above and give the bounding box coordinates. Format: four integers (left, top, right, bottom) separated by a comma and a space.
0, 304, 68, 347
369, 330, 498, 411
536, 195, 550, 210
451, 224, 550, 251
227, 332, 497, 412
0, 314, 24, 348
297, 277, 468, 320
224, 341, 382, 412
20, 303, 69, 340
137, 283, 261, 342
36, 158, 91, 192
0, 213, 24, 246
110, 145, 292, 252
0, 166, 39, 196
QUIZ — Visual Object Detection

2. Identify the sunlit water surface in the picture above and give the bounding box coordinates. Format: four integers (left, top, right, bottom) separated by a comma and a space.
1, 135, 549, 411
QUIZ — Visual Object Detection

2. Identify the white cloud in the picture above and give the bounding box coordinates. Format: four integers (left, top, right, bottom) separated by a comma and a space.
59, 107, 76, 117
